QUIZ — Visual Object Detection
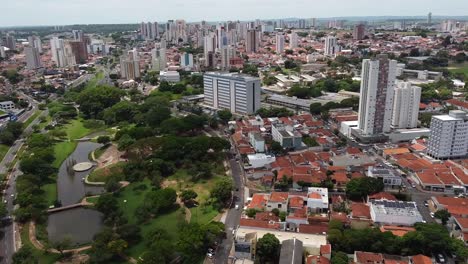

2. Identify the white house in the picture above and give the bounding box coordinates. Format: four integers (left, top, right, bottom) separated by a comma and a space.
306, 187, 329, 213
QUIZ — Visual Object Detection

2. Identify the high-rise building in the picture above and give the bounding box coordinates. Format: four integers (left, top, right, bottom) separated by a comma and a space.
72, 30, 84, 41
180, 52, 194, 70
220, 46, 235, 70
140, 22, 159, 40
203, 72, 261, 115
120, 49, 140, 80
165, 20, 176, 43
391, 82, 421, 129
2, 35, 16, 50
298, 19, 306, 29
24, 46, 42, 70
204, 33, 217, 67
310, 18, 317, 28
50, 37, 75, 67
216, 25, 228, 49
353, 24, 366, 40
68, 40, 88, 64
357, 55, 397, 137
427, 110, 468, 159
324, 36, 339, 56
0, 46, 5, 58
151, 46, 167, 71
246, 29, 260, 53
28, 36, 42, 53
427, 12, 432, 25
289, 32, 298, 49
276, 33, 285, 54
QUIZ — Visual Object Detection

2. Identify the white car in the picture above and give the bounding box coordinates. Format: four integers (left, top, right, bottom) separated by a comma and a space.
235, 204, 239, 210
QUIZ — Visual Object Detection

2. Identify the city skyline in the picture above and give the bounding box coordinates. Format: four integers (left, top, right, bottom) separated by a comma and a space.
2, 0, 468, 27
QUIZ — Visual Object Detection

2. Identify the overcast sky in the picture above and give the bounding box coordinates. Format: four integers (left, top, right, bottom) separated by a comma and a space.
2, 0, 468, 26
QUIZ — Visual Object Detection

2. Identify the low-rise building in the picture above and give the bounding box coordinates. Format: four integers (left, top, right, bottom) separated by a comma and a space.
369, 200, 423, 226
279, 238, 303, 264
0, 101, 15, 111
247, 154, 276, 169
159, 71, 180, 83
367, 166, 402, 188
249, 132, 265, 152
307, 187, 329, 213
272, 123, 302, 149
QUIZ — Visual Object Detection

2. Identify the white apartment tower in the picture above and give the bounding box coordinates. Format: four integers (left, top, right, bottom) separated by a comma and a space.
357, 55, 397, 136
151, 46, 167, 71
427, 110, 468, 159
220, 46, 235, 70
203, 72, 261, 115
140, 22, 159, 40
391, 82, 421, 129
324, 36, 339, 56
180, 52, 194, 70
120, 49, 140, 80
276, 33, 285, 54
289, 32, 298, 49
50, 37, 75, 67
25, 46, 42, 69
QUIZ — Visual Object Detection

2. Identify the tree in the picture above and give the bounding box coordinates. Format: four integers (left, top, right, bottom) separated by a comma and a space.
76, 85, 123, 118
210, 178, 233, 207
217, 109, 232, 124
310, 102, 322, 115
245, 208, 259, 218
331, 251, 349, 264
0, 202, 7, 219
97, 135, 111, 145
12, 245, 37, 264
434, 209, 451, 225
270, 141, 284, 155
180, 189, 198, 204
117, 134, 136, 151
256, 233, 280, 263
346, 177, 384, 200
52, 236, 72, 256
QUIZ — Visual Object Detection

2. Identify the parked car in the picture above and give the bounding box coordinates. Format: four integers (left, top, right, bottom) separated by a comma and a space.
436, 253, 446, 263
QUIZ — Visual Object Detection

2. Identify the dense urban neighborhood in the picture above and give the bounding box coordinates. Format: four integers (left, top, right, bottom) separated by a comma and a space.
0, 5, 468, 264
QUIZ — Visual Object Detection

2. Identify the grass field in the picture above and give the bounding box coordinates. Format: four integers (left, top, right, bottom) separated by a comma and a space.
20, 223, 61, 264
448, 62, 468, 76
93, 145, 109, 160
0, 144, 10, 163
64, 119, 91, 140
23, 110, 42, 129
52, 141, 78, 168
87, 162, 125, 183
41, 181, 57, 207
85, 196, 99, 204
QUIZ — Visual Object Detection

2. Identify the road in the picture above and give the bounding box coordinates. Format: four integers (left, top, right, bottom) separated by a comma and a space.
0, 96, 47, 264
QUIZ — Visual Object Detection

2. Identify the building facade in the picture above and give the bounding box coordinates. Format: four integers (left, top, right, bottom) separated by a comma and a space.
391, 82, 421, 129
25, 46, 42, 70
203, 72, 261, 115
276, 33, 285, 54
120, 49, 140, 80
246, 29, 260, 53
427, 110, 468, 159
324, 36, 339, 56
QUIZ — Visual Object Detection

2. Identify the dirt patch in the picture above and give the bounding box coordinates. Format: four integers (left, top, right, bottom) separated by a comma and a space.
56, 254, 89, 264
95, 144, 125, 169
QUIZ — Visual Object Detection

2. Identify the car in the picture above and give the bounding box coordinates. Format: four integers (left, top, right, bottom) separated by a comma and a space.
411, 183, 416, 188
208, 248, 214, 253
207, 252, 214, 259
424, 201, 428, 207
430, 212, 435, 218
235, 204, 239, 210
436, 253, 445, 263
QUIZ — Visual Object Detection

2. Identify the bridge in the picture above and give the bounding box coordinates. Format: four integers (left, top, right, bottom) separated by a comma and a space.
46, 196, 95, 213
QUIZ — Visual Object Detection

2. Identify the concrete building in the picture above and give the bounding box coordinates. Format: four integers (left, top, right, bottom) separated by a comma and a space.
2, 35, 16, 50
0, 101, 15, 111
204, 33, 217, 67
180, 52, 194, 70
72, 30, 84, 41
276, 33, 285, 54
120, 49, 140, 80
367, 166, 402, 188
50, 37, 67, 67
159, 71, 180, 83
427, 110, 468, 159
354, 55, 397, 141
0, 46, 5, 58
246, 29, 260, 53
220, 46, 234, 70
140, 22, 159, 40
369, 200, 423, 226
353, 24, 366, 40
289, 32, 299, 49
27, 36, 42, 53
307, 187, 329, 213
391, 82, 421, 129
68, 40, 88, 64
271, 123, 302, 149
279, 238, 303, 264
247, 154, 276, 169
324, 36, 339, 56
203, 72, 261, 115
151, 46, 167, 71
249, 132, 265, 152
24, 46, 42, 70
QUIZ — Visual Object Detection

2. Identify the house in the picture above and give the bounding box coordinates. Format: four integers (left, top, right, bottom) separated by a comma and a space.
249, 132, 265, 153
307, 187, 329, 213
451, 216, 468, 245
367, 166, 402, 188
266, 192, 289, 212
247, 154, 276, 169
354, 251, 384, 264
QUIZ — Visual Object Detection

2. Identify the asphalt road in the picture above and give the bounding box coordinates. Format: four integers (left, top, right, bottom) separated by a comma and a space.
0, 97, 46, 264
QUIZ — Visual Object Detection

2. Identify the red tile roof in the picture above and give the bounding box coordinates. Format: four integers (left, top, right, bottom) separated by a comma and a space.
351, 203, 371, 219
289, 196, 305, 208
355, 251, 383, 263
379, 226, 415, 237
368, 192, 397, 201
307, 255, 331, 264
239, 218, 280, 229
320, 244, 332, 255
249, 193, 268, 209
298, 223, 329, 234
411, 255, 432, 264
269, 192, 289, 203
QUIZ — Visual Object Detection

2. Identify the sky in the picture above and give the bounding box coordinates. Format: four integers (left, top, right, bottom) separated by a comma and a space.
2, 0, 468, 27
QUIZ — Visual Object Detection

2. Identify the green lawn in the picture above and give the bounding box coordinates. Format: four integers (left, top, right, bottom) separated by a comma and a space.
41, 182, 57, 207
189, 204, 218, 225
0, 144, 10, 163
64, 119, 90, 140
87, 162, 125, 183
85, 71, 105, 89
52, 141, 77, 168
23, 110, 42, 128
93, 144, 110, 160
86, 196, 99, 204
448, 62, 468, 76
20, 223, 61, 264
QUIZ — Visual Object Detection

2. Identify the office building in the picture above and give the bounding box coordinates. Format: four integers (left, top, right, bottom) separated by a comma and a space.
0, 101, 15, 111
180, 52, 194, 70
2, 35, 16, 50
203, 72, 261, 115
151, 46, 167, 71
427, 12, 432, 25
298, 19, 307, 29
427, 110, 468, 159
289, 32, 298, 49
220, 46, 234, 70
27, 36, 42, 53
246, 29, 260, 53
276, 33, 285, 54
68, 40, 88, 64
165, 20, 177, 43
120, 49, 140, 80
356, 55, 397, 138
324, 36, 339, 56
160, 71, 180, 83
24, 46, 42, 70
271, 123, 302, 149
391, 82, 421, 129
353, 24, 366, 40
369, 200, 423, 226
